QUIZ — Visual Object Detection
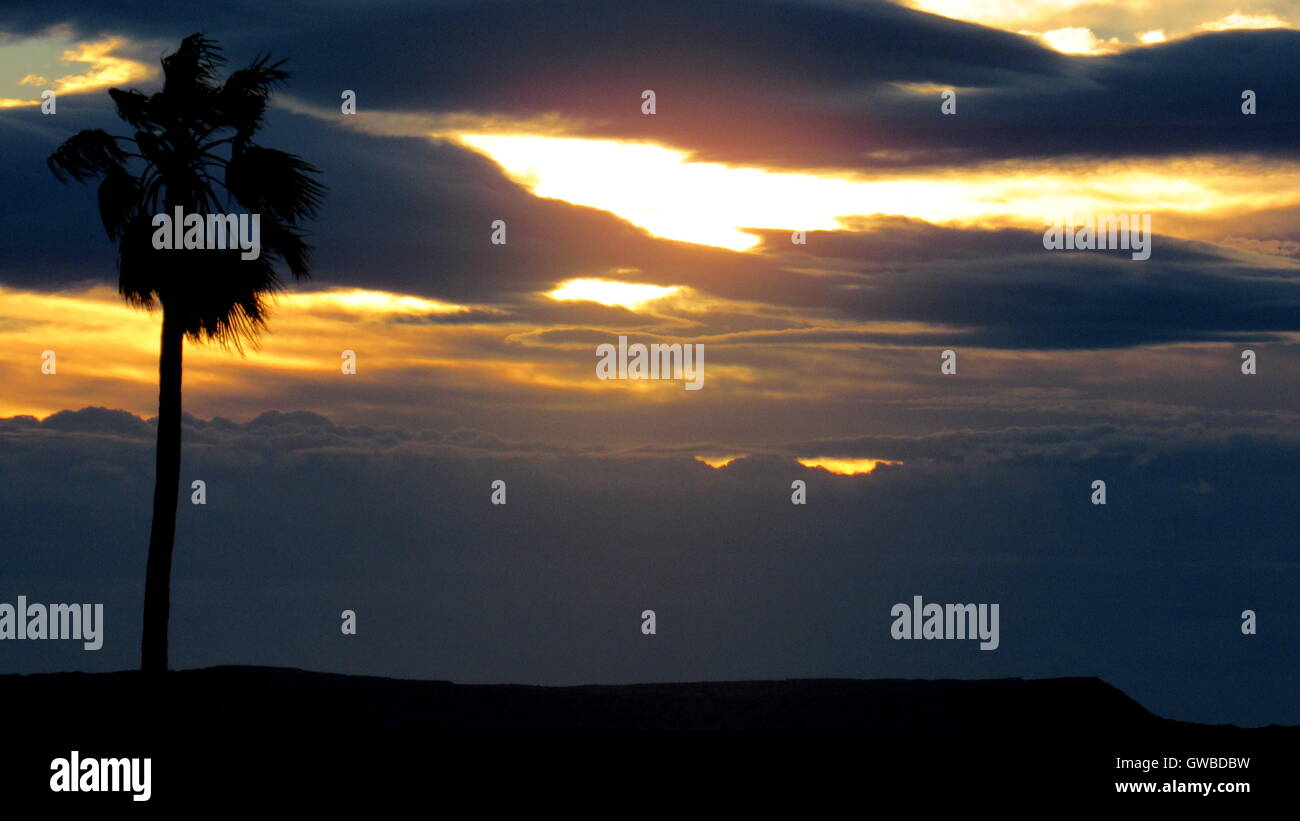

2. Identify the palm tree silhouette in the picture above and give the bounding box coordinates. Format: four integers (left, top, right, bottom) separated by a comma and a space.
48, 34, 325, 672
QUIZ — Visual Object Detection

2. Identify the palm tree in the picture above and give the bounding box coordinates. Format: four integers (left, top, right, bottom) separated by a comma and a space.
48, 33, 325, 672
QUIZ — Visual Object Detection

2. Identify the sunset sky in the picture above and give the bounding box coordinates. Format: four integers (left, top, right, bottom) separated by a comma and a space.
0, 1, 1296, 727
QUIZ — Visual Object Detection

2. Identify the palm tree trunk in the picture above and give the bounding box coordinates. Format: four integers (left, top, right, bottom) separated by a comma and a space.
141, 308, 184, 672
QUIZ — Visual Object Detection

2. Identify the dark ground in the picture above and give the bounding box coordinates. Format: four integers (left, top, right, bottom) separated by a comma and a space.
0, 665, 1278, 732
4, 667, 1291, 806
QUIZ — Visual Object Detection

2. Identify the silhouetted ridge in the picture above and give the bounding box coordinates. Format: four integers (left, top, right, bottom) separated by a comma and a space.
4, 667, 1288, 734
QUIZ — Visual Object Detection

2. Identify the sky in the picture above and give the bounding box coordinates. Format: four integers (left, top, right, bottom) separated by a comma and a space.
0, 0, 1296, 727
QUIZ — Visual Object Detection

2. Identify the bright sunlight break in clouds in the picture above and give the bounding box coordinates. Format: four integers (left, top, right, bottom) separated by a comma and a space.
547, 278, 680, 309
906, 0, 1295, 53
796, 457, 904, 475
0, 33, 152, 108
457, 133, 1300, 250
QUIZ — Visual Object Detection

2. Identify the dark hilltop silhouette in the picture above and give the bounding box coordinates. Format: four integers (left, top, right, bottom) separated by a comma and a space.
4, 668, 1292, 804
6, 666, 1293, 735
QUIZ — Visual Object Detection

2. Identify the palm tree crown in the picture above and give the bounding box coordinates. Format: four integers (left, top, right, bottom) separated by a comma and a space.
49, 32, 325, 349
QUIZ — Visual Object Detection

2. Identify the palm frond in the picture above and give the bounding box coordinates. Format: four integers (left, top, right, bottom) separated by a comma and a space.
108, 88, 154, 131
116, 214, 163, 309
170, 249, 286, 353
48, 129, 129, 184
259, 219, 313, 280
212, 55, 290, 136
97, 165, 140, 240
161, 33, 225, 97
226, 144, 326, 223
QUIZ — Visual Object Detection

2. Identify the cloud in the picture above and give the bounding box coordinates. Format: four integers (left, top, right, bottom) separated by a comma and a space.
0, 32, 153, 107
1, 405, 1296, 727
1197, 11, 1291, 32
1033, 27, 1123, 55
908, 0, 1296, 50
5, 1, 1296, 169
3, 1, 1296, 306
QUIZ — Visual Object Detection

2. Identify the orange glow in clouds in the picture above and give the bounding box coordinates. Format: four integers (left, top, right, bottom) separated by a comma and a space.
798, 457, 903, 475
547, 278, 680, 309
0, 35, 152, 108
695, 454, 747, 469
455, 133, 1300, 252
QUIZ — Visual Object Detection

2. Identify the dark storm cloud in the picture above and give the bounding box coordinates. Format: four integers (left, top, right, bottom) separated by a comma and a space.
3, 1, 1296, 171
0, 98, 123, 285
5, 96, 1298, 351
10, 93, 1300, 352
733, 220, 1300, 349
1, 406, 1296, 727
2, 0, 1297, 351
